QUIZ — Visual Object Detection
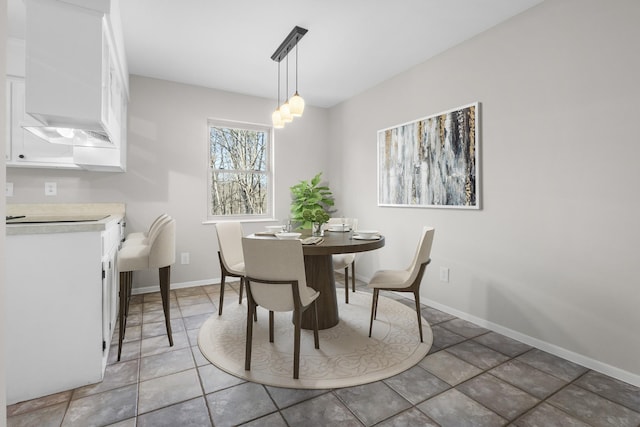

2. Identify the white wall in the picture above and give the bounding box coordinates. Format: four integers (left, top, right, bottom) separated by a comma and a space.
6, 76, 332, 287
327, 0, 640, 384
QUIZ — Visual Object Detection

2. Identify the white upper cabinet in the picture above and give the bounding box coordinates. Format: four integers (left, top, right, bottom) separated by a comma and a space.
14, 0, 128, 171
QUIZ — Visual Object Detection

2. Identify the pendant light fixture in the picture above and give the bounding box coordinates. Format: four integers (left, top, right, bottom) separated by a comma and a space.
271, 26, 307, 128
289, 43, 305, 117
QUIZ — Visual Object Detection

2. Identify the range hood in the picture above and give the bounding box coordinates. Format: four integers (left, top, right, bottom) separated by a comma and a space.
24, 0, 124, 150
23, 126, 115, 148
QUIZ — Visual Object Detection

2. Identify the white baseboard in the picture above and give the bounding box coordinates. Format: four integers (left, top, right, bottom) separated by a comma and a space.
422, 297, 640, 388
131, 277, 228, 295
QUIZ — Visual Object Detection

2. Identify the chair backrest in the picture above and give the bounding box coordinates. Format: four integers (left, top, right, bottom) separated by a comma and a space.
328, 217, 358, 230
147, 213, 170, 236
146, 214, 172, 244
215, 222, 244, 270
406, 226, 435, 283
149, 218, 176, 268
241, 237, 313, 311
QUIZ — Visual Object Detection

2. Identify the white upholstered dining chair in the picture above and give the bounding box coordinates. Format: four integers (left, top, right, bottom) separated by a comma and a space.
328, 217, 358, 303
214, 222, 246, 315
117, 218, 176, 361
368, 226, 435, 342
242, 237, 320, 379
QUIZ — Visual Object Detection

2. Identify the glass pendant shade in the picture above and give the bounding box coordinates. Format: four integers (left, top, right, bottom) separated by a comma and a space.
289, 92, 305, 117
272, 110, 284, 128
280, 102, 293, 122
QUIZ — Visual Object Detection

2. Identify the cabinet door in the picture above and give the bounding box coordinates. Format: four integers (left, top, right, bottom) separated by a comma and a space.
8, 78, 77, 166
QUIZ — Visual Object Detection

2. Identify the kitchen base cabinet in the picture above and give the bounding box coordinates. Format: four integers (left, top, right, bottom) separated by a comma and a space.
5, 218, 122, 405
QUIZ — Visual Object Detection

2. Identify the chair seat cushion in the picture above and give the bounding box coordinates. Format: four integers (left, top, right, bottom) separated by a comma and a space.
332, 253, 355, 270
118, 243, 151, 272
227, 261, 245, 276
368, 269, 411, 289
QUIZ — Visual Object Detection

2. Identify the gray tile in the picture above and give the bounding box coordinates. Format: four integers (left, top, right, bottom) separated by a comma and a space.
7, 390, 71, 417
175, 286, 209, 297
178, 293, 215, 307
198, 363, 245, 394
280, 392, 362, 427
517, 349, 588, 382
179, 302, 216, 317
105, 419, 136, 427
240, 412, 288, 427
419, 350, 482, 386
191, 345, 211, 366
7, 402, 67, 427
141, 318, 185, 339
186, 327, 200, 346
439, 318, 489, 338
72, 359, 139, 399
140, 329, 189, 357
547, 384, 640, 427
574, 370, 640, 412
140, 347, 195, 381
137, 397, 212, 427
265, 386, 328, 409
430, 324, 466, 349
138, 369, 202, 414
421, 306, 456, 324
417, 388, 506, 427
206, 382, 277, 427
456, 373, 539, 420
473, 331, 532, 357
375, 407, 439, 427
335, 381, 412, 426
183, 313, 214, 330
143, 306, 181, 322
489, 359, 567, 399
62, 384, 137, 427
383, 365, 450, 404
514, 402, 591, 427
107, 339, 141, 364
446, 340, 510, 370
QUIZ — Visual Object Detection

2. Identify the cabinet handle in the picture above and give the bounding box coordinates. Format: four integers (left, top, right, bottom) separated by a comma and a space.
18, 154, 25, 159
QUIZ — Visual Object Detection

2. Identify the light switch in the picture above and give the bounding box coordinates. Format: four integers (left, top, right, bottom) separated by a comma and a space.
45, 182, 57, 196
6, 182, 14, 197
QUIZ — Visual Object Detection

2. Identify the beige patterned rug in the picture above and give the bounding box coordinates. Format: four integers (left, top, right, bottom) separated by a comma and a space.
198, 289, 432, 389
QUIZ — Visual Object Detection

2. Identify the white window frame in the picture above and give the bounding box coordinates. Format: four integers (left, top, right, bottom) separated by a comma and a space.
206, 118, 273, 221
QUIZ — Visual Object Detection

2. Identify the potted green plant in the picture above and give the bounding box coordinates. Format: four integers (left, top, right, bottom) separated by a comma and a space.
290, 172, 334, 230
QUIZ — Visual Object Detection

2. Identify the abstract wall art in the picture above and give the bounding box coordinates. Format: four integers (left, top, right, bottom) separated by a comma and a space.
377, 102, 480, 209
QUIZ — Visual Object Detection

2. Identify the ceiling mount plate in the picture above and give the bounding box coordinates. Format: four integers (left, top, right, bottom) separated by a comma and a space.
271, 26, 308, 62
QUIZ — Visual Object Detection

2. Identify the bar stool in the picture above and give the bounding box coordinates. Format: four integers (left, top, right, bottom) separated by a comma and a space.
117, 218, 176, 360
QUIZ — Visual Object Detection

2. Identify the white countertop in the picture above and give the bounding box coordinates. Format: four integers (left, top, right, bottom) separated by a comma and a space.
6, 203, 125, 235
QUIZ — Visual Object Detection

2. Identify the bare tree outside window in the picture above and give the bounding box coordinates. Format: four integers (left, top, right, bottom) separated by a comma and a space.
208, 120, 271, 218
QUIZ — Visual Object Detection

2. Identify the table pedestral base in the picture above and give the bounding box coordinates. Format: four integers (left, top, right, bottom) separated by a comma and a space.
302, 254, 339, 330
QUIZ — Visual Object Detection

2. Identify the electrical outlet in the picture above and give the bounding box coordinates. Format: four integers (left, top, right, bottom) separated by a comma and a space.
44, 182, 57, 196
6, 182, 14, 197
439, 267, 450, 282
181, 252, 190, 265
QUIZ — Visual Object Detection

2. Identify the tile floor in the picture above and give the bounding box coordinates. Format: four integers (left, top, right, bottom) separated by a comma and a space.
6, 278, 640, 427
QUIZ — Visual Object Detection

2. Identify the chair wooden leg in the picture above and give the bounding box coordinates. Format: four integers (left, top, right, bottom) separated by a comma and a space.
238, 277, 244, 303
159, 266, 173, 347
117, 270, 128, 361
293, 309, 301, 379
312, 301, 320, 349
269, 310, 275, 343
414, 290, 423, 343
218, 272, 226, 315
344, 266, 349, 304
245, 290, 254, 371
351, 260, 357, 292
369, 289, 379, 338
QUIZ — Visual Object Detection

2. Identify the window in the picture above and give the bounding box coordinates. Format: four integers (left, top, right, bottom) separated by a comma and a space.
207, 120, 272, 220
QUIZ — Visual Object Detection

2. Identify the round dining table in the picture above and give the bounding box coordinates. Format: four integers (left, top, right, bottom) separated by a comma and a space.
300, 230, 385, 329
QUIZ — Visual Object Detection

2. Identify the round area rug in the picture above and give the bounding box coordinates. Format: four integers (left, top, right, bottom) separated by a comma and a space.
198, 289, 432, 389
